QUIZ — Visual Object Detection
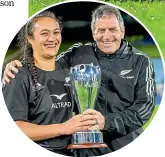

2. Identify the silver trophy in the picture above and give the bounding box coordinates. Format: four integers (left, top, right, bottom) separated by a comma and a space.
68, 63, 107, 149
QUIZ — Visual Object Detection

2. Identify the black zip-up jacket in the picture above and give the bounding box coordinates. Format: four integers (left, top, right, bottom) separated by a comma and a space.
56, 40, 156, 151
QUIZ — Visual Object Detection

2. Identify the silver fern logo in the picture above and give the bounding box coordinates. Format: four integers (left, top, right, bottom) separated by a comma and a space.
119, 69, 134, 79
119, 69, 132, 76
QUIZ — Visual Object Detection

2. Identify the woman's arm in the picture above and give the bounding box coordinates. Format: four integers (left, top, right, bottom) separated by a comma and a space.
16, 113, 97, 141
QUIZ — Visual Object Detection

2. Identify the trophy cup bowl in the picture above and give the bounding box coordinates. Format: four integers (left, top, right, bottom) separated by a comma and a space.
68, 63, 107, 149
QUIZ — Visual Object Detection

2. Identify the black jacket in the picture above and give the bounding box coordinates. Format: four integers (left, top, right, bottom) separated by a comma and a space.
56, 40, 156, 151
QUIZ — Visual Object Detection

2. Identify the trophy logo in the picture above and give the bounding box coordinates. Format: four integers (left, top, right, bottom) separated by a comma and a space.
68, 63, 107, 149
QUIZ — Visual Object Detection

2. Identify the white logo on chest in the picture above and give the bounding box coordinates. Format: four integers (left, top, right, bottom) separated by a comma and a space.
65, 77, 70, 83
51, 102, 71, 109
119, 69, 134, 79
64, 77, 71, 86
119, 69, 132, 76
50, 93, 68, 100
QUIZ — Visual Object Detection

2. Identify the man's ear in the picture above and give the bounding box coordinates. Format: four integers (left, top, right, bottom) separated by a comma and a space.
121, 28, 125, 39
93, 35, 96, 41
92, 31, 96, 41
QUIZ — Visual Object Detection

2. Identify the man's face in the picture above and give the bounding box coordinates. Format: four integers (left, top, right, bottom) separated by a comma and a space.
93, 15, 124, 54
28, 17, 62, 59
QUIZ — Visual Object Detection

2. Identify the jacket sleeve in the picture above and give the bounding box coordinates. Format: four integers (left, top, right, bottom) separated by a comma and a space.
56, 42, 82, 68
103, 56, 156, 135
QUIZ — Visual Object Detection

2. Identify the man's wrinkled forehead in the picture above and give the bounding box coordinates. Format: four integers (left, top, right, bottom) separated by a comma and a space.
95, 14, 118, 23
94, 15, 119, 27
93, 14, 124, 32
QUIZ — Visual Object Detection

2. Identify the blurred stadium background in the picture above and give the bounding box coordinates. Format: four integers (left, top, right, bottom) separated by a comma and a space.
4, 1, 164, 127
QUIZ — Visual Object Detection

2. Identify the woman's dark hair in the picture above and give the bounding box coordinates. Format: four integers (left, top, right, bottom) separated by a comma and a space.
17, 11, 62, 93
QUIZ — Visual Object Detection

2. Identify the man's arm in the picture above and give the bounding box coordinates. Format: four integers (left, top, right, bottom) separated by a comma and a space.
83, 57, 156, 135
2, 43, 82, 84
103, 56, 156, 135
56, 42, 82, 68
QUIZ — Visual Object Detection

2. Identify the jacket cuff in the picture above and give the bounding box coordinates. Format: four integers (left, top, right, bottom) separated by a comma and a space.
103, 114, 115, 132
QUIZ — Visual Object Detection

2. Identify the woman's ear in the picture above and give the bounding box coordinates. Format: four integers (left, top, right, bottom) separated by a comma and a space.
27, 36, 32, 45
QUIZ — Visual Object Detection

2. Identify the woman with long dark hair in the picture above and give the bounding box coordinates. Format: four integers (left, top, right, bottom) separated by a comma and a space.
2, 11, 96, 156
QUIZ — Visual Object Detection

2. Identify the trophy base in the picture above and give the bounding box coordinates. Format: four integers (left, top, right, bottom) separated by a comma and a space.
68, 130, 107, 149
67, 143, 108, 149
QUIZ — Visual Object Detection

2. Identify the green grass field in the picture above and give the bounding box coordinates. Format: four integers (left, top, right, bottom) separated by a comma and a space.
29, 0, 63, 16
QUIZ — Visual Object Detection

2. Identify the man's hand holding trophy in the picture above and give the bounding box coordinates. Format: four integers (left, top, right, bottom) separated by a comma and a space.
83, 109, 105, 131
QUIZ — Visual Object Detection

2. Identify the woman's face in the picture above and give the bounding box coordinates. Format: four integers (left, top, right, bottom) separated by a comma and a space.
28, 17, 62, 59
